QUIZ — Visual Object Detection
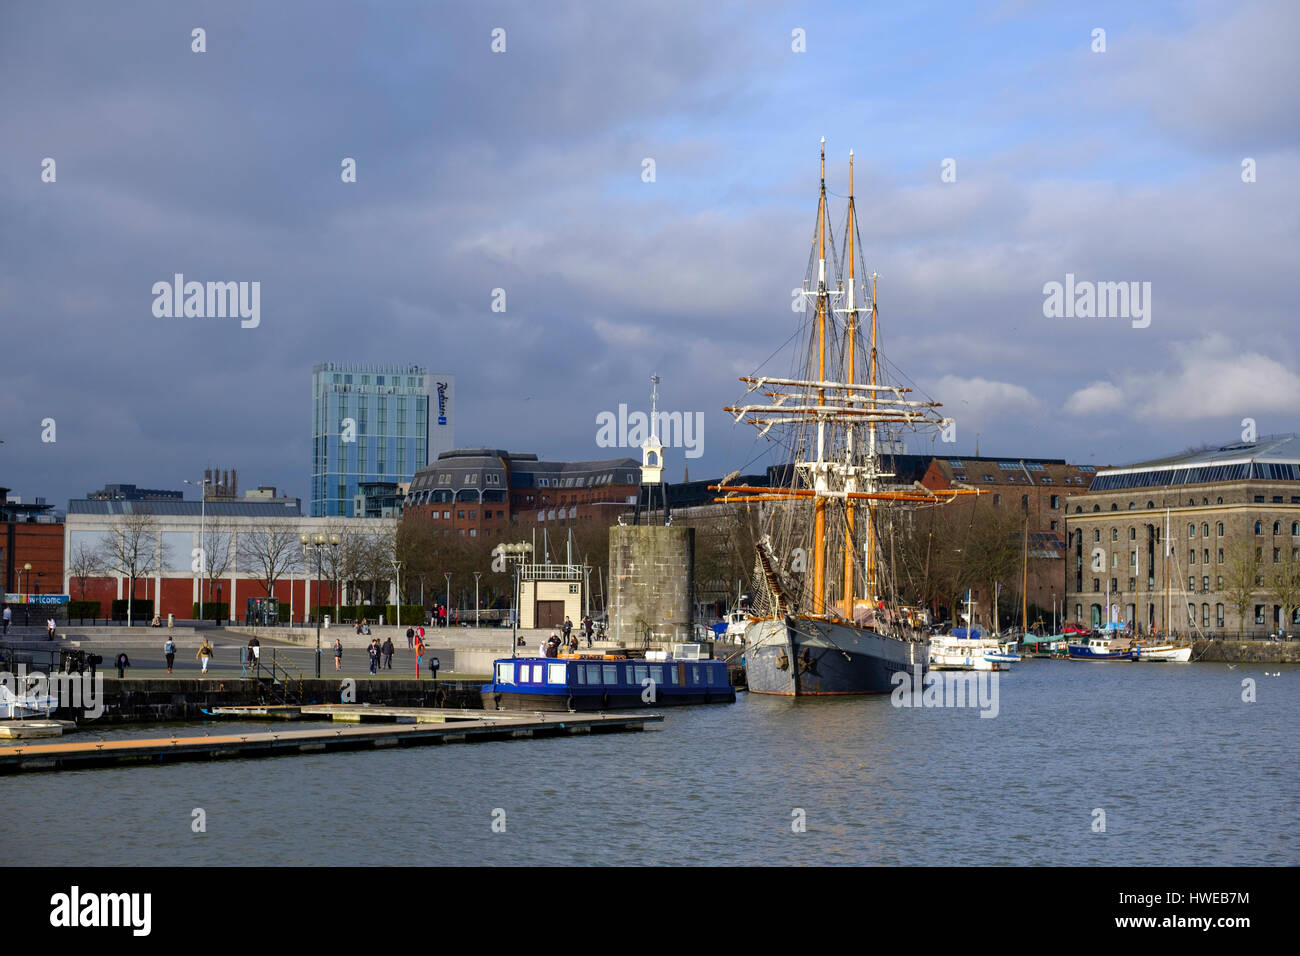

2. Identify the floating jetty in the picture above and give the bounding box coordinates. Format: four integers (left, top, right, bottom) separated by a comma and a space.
0, 709, 662, 774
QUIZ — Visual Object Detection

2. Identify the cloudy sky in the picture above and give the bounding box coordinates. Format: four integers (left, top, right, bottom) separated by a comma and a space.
1, 0, 1297, 509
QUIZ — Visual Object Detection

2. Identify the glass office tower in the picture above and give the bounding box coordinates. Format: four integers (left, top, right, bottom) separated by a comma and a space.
311, 363, 455, 517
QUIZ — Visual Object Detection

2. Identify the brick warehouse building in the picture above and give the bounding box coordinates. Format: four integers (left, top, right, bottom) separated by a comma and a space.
920, 456, 1098, 626
2, 488, 65, 607
404, 449, 641, 537
1063, 435, 1300, 637
63, 497, 395, 623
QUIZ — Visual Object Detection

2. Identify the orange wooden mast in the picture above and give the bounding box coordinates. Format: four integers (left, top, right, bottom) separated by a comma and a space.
811, 137, 828, 615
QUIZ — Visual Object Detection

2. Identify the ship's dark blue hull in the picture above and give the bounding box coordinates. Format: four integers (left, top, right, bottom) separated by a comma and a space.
745, 617, 928, 695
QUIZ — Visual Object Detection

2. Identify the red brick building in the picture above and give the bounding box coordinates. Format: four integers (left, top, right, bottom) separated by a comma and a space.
2, 487, 65, 602
405, 449, 641, 538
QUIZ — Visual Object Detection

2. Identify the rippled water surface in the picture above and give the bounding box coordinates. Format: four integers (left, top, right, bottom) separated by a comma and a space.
5, 661, 1296, 865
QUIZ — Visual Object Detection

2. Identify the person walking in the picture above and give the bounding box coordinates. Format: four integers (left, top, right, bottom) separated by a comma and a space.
333, 637, 343, 671
368, 638, 379, 675
562, 616, 573, 643
382, 636, 394, 670
115, 651, 131, 678
47, 617, 57, 640
406, 625, 415, 650
418, 624, 425, 644
164, 637, 176, 674
2, 604, 10, 635
439, 605, 447, 628
196, 639, 214, 674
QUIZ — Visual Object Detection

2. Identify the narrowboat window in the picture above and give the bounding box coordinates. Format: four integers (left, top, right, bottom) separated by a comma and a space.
532, 664, 544, 683
666, 665, 678, 685
602, 664, 618, 684
634, 665, 649, 684
691, 666, 701, 685
650, 665, 664, 685
548, 663, 567, 684
495, 662, 514, 684
574, 665, 586, 685
586, 664, 602, 684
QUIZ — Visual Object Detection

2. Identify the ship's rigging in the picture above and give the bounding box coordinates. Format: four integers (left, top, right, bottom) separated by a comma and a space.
713, 140, 977, 627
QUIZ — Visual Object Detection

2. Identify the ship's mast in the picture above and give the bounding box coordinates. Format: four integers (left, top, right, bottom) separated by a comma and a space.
842, 150, 857, 619
812, 138, 828, 615
868, 271, 880, 603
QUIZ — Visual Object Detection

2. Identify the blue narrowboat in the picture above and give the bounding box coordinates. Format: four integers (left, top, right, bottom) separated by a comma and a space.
480, 655, 737, 712
1066, 634, 1138, 661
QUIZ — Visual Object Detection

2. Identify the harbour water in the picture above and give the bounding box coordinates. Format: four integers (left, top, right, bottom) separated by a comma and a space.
5, 661, 1296, 866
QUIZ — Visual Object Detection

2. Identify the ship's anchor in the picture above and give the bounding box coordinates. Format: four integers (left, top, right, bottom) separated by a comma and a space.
775, 650, 790, 670
797, 648, 815, 673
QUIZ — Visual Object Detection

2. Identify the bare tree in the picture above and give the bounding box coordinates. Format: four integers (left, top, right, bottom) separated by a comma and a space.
68, 541, 104, 600
1268, 544, 1300, 639
236, 524, 302, 606
1222, 536, 1262, 639
99, 508, 166, 626
199, 517, 235, 620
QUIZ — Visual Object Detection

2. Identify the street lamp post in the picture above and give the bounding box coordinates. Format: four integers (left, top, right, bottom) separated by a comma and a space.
473, 571, 481, 627
500, 542, 533, 658
20, 563, 32, 626
392, 559, 403, 627
301, 532, 341, 678
444, 572, 451, 628
184, 477, 209, 624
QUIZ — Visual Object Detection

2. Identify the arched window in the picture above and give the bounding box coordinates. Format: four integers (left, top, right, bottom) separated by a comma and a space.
1216, 497, 1223, 505
1075, 506, 1082, 514
1255, 521, 1263, 535
1110, 503, 1118, 511
1147, 500, 1155, 509
1112, 528, 1119, 541
1129, 527, 1136, 540
1093, 530, 1101, 542
1128, 502, 1135, 510
1188, 498, 1195, 507
1201, 523, 1209, 537
1201, 603, 1209, 627
1273, 521, 1281, 535
1217, 522, 1224, 536
1093, 505, 1101, 513
1293, 522, 1299, 536
1202, 497, 1209, 506
1188, 523, 1196, 538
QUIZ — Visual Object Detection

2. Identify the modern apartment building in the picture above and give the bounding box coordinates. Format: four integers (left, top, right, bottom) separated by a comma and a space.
310, 363, 455, 517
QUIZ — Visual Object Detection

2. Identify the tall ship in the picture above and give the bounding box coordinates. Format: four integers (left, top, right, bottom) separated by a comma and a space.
713, 140, 973, 696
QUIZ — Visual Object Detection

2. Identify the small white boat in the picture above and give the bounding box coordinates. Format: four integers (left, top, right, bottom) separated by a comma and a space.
1134, 643, 1193, 662
929, 629, 1010, 671
0, 685, 58, 720
723, 608, 752, 642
